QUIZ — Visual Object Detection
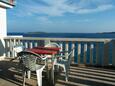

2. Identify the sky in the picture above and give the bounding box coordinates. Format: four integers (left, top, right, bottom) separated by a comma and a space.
7, 0, 115, 33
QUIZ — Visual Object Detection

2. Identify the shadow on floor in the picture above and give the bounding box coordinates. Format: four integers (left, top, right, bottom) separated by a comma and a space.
1, 59, 115, 86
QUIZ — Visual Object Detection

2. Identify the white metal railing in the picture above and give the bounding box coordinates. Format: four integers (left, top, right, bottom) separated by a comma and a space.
2, 37, 115, 66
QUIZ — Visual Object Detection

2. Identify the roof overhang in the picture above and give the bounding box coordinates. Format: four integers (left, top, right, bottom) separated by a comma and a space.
0, 1, 14, 8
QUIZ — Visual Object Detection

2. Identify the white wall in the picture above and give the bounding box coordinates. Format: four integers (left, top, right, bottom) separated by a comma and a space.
0, 7, 7, 37
0, 2, 14, 60
0, 7, 7, 60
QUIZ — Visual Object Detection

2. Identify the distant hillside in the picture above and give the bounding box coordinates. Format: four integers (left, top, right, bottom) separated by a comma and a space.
100, 32, 115, 34
27, 32, 46, 34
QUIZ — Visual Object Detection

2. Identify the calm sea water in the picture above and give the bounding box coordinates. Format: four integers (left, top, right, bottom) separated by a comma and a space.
7, 32, 115, 38
8, 32, 114, 64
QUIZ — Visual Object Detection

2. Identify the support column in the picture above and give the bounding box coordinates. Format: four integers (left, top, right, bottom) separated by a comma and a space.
0, 7, 7, 37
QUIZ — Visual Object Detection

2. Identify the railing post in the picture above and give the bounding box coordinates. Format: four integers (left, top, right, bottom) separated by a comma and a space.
65, 42, 69, 59
30, 42, 33, 48
71, 42, 75, 63
78, 43, 81, 64
103, 40, 110, 66
9, 39, 13, 57
112, 40, 115, 66
4, 39, 7, 57
6, 39, 11, 57
96, 42, 100, 66
17, 39, 21, 45
84, 43, 87, 64
34, 42, 38, 47
90, 43, 94, 65
13, 38, 16, 58
60, 42, 63, 56
25, 42, 28, 48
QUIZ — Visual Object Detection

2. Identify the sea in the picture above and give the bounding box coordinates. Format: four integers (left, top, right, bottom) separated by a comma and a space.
7, 32, 115, 64
7, 32, 115, 38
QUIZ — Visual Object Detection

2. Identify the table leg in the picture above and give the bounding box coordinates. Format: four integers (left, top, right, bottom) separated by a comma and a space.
46, 64, 49, 79
52, 64, 54, 84
51, 56, 55, 85
46, 58, 55, 85
45, 58, 49, 79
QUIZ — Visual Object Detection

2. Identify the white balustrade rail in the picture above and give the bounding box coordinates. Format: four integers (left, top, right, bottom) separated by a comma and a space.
3, 37, 114, 66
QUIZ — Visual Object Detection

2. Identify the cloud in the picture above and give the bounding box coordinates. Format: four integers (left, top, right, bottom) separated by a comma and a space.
11, 0, 115, 17
76, 19, 93, 22
23, 0, 77, 16
36, 16, 52, 24
77, 4, 114, 14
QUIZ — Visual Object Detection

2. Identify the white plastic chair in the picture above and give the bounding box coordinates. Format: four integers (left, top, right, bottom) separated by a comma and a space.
13, 45, 34, 79
45, 42, 60, 59
13, 44, 25, 57
53, 48, 74, 82
17, 51, 47, 86
45, 42, 60, 48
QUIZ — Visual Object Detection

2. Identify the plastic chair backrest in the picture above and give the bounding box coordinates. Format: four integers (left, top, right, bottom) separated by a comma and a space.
13, 45, 25, 53
67, 48, 74, 67
18, 51, 42, 71
45, 42, 60, 48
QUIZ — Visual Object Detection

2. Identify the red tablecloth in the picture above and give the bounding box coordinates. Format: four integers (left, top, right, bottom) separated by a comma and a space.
28, 47, 60, 55
33, 46, 61, 51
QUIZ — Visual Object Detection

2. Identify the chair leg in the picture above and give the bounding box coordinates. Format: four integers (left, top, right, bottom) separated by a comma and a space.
65, 70, 68, 82
63, 66, 68, 82
36, 70, 42, 86
23, 71, 26, 86
52, 65, 55, 84
55, 65, 59, 72
45, 58, 49, 79
27, 70, 31, 79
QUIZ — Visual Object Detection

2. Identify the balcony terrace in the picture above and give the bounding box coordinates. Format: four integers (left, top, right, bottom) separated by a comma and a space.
0, 37, 115, 86
1, 59, 115, 86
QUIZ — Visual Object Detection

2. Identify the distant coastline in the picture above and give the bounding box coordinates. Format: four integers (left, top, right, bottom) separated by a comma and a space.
100, 32, 115, 34
27, 32, 47, 34
7, 31, 115, 39
8, 31, 115, 34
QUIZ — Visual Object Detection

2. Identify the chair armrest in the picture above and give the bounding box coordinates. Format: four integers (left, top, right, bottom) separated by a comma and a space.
10, 56, 20, 61
41, 56, 47, 60
55, 55, 67, 60
59, 51, 69, 53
